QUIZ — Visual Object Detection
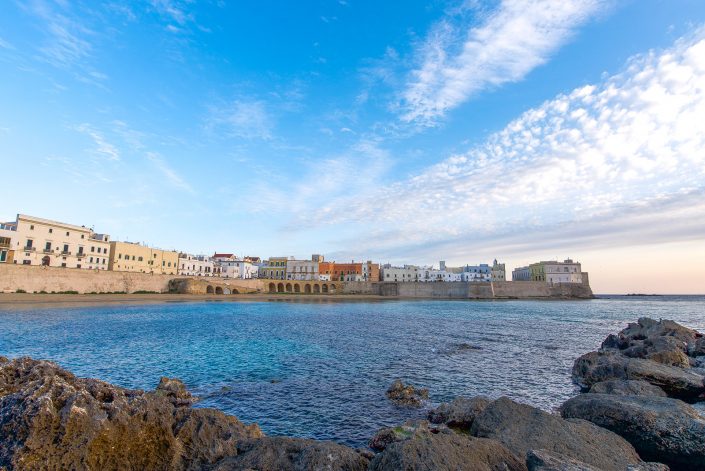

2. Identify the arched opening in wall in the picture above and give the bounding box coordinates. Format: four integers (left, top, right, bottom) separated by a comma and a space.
285, 283, 293, 292
223, 288, 231, 294
304, 284, 312, 294
215, 286, 224, 295
41, 256, 50, 266
277, 283, 284, 293
330, 284, 337, 292
322, 284, 329, 293
206, 285, 214, 294
269, 283, 276, 293
294, 284, 301, 293
313, 284, 320, 294
232, 289, 239, 294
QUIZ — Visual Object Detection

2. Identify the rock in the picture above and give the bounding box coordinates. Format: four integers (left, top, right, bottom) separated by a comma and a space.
626, 465, 671, 471
156, 376, 194, 406
588, 380, 668, 397
693, 338, 705, 357
385, 379, 429, 407
572, 351, 705, 400
469, 397, 642, 471
428, 396, 491, 428
369, 431, 526, 471
526, 449, 602, 471
214, 437, 370, 471
0, 356, 262, 470
560, 393, 705, 471
369, 420, 450, 452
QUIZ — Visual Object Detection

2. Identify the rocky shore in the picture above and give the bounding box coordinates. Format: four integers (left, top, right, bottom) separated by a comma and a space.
1, 317, 703, 470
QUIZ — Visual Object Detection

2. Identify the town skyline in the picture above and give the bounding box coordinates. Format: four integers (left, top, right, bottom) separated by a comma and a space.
2, 1, 705, 294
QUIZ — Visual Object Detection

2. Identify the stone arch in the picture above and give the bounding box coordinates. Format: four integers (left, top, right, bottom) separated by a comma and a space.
330, 284, 337, 293
277, 283, 284, 293
269, 282, 276, 293
223, 287, 231, 295
313, 284, 320, 294
304, 284, 312, 294
286, 283, 292, 292
322, 284, 329, 293
294, 284, 301, 293
206, 285, 214, 294
215, 286, 224, 295
232, 288, 239, 294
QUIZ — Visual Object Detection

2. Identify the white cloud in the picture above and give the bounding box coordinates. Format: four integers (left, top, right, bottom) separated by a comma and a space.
146, 152, 194, 193
400, 0, 610, 125
206, 99, 274, 140
75, 124, 121, 161
302, 27, 705, 259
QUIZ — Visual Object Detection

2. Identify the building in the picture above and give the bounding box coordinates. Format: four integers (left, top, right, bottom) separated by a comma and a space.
381, 264, 420, 282
320, 260, 381, 282
530, 259, 583, 283
491, 259, 506, 282
512, 266, 531, 281
462, 264, 491, 282
287, 256, 320, 281
259, 256, 289, 279
178, 254, 214, 276
6, 214, 110, 269
108, 241, 179, 274
418, 267, 461, 282
0, 222, 16, 264
219, 258, 258, 279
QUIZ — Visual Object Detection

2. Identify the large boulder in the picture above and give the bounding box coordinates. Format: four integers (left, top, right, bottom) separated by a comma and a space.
0, 356, 263, 470
369, 431, 526, 471
560, 393, 705, 471
469, 397, 642, 471
213, 437, 370, 471
588, 380, 668, 397
572, 352, 704, 401
385, 379, 429, 407
369, 420, 450, 452
428, 396, 491, 428
526, 449, 602, 471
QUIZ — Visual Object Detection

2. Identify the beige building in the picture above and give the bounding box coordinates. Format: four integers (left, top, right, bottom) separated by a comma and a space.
0, 223, 16, 264
109, 241, 179, 275
491, 259, 506, 282
5, 214, 110, 269
259, 256, 289, 279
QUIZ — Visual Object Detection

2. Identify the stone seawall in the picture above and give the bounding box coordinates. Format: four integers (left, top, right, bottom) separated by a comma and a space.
0, 264, 593, 298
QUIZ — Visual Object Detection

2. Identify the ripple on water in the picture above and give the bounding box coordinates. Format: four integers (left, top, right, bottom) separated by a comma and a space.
0, 296, 703, 447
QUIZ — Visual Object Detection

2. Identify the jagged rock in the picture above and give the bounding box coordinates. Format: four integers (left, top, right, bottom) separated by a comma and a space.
156, 376, 194, 406
0, 356, 262, 470
369, 420, 451, 452
369, 431, 526, 471
428, 396, 491, 428
385, 379, 429, 407
526, 449, 602, 470
560, 393, 705, 471
572, 351, 704, 400
588, 380, 668, 397
627, 464, 671, 471
469, 397, 642, 471
213, 437, 370, 471
693, 338, 705, 357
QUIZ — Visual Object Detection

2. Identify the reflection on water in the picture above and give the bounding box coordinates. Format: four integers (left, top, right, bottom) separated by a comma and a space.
0, 296, 703, 447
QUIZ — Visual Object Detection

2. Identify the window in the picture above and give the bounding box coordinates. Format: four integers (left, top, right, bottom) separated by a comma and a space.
45, 242, 51, 251
0, 250, 6, 262
63, 244, 69, 253
30, 225, 34, 230
91, 247, 95, 252
138, 256, 143, 261
131, 256, 135, 261
81, 234, 84, 239
102, 259, 106, 264
90, 257, 93, 263
66, 232, 69, 236
78, 247, 84, 255
23, 260, 31, 265
26, 239, 33, 248
49, 228, 53, 233
77, 264, 81, 269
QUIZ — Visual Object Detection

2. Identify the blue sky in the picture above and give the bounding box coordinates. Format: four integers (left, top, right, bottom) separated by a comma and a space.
2, 0, 705, 292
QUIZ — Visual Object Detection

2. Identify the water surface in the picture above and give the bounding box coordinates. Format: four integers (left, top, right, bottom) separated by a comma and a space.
0, 296, 703, 447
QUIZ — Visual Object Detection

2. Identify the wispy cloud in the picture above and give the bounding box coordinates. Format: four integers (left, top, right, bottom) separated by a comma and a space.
205, 98, 274, 140
400, 0, 611, 125
146, 152, 194, 193
303, 27, 705, 258
75, 123, 121, 161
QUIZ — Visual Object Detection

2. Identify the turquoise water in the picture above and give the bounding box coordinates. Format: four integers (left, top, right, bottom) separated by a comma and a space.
0, 296, 703, 447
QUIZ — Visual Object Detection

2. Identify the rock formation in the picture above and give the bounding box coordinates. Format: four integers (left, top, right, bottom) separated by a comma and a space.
385, 379, 429, 407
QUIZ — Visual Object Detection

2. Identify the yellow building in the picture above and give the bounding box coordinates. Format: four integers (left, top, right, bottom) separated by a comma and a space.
108, 241, 179, 275
259, 256, 289, 279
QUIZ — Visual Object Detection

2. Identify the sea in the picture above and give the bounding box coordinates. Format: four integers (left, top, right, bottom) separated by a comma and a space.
0, 295, 703, 448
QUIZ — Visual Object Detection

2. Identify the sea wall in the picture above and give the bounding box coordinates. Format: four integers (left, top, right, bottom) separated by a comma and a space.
0, 264, 593, 298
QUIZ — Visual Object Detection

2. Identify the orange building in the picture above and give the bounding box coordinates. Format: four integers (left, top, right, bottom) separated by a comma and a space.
317, 260, 380, 282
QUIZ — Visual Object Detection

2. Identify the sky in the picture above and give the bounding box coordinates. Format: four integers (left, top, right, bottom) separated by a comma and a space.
1, 0, 705, 294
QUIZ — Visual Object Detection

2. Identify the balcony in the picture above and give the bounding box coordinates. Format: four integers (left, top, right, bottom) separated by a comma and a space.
23, 246, 36, 252
43, 249, 53, 254
62, 251, 71, 255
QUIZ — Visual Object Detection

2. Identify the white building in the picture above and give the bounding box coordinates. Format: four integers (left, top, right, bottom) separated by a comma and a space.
6, 214, 110, 270
381, 264, 419, 282
512, 266, 531, 281
418, 267, 461, 282
287, 258, 319, 280
462, 264, 491, 282
543, 259, 583, 284
178, 254, 214, 276
0, 222, 17, 264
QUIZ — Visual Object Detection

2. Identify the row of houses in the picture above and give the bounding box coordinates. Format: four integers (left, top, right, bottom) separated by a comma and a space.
0, 214, 584, 284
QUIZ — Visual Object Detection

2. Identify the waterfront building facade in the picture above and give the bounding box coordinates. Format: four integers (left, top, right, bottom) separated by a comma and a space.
259, 256, 289, 279
419, 267, 461, 282
6, 214, 110, 269
178, 254, 214, 276
530, 259, 583, 283
491, 259, 506, 282
0, 222, 16, 264
461, 264, 491, 282
219, 259, 258, 279
108, 241, 179, 275
381, 264, 420, 282
287, 257, 319, 280
512, 266, 531, 281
